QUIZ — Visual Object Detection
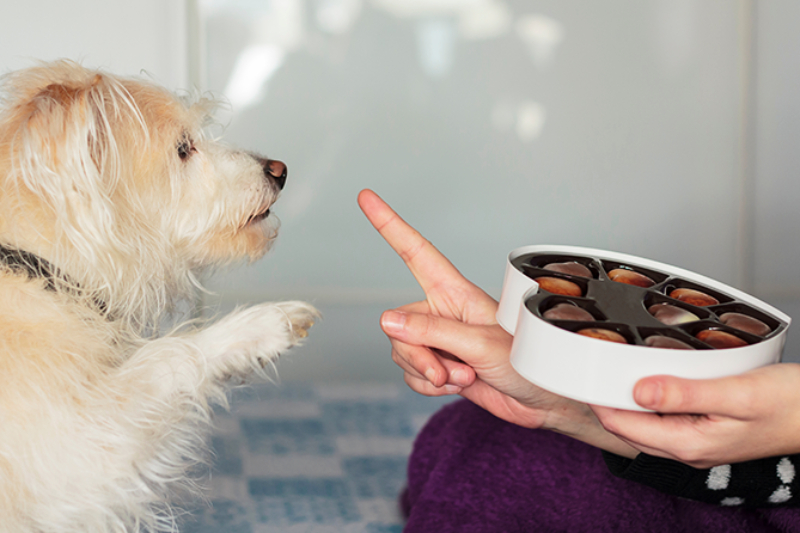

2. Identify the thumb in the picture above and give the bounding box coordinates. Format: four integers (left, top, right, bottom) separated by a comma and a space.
380, 309, 504, 367
633, 374, 747, 416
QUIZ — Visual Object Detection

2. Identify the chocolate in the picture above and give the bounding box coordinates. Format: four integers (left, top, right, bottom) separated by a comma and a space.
577, 328, 627, 344
534, 277, 583, 297
543, 261, 592, 278
543, 303, 595, 322
670, 288, 719, 307
608, 268, 656, 288
513, 251, 785, 351
719, 312, 771, 337
648, 303, 699, 326
644, 335, 696, 350
696, 329, 748, 349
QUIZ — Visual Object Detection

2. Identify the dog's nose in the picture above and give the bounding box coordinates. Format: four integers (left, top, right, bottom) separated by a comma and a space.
266, 159, 287, 190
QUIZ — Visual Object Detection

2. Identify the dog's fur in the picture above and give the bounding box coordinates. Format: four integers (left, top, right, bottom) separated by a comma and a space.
0, 60, 318, 532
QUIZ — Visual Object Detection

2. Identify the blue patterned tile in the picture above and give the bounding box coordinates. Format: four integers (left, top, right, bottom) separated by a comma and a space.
343, 457, 409, 498
182, 499, 252, 533
322, 401, 416, 437
189, 383, 457, 531
210, 435, 243, 476
241, 418, 336, 455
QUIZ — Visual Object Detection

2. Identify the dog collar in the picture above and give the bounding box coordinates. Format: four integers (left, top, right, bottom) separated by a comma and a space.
0, 244, 110, 315
0, 244, 59, 291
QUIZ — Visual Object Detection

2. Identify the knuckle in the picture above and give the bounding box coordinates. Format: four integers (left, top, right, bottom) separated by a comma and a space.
733, 385, 760, 417
390, 350, 403, 366
672, 446, 696, 463
405, 372, 443, 397
671, 425, 713, 466
471, 327, 497, 354
408, 351, 433, 377
668, 382, 695, 412
661, 380, 698, 413
595, 412, 620, 434
405, 312, 436, 340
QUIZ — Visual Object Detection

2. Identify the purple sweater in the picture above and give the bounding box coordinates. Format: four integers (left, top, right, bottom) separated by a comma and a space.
402, 399, 800, 533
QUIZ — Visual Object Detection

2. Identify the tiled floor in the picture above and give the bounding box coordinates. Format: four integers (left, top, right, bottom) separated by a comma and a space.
181, 382, 454, 533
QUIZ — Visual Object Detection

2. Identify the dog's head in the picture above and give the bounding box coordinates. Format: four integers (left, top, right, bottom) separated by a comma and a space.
0, 60, 286, 325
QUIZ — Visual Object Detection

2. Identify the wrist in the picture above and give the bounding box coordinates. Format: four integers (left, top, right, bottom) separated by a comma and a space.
543, 400, 639, 459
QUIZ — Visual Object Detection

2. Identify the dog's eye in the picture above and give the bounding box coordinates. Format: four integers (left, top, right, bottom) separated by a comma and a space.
177, 137, 196, 161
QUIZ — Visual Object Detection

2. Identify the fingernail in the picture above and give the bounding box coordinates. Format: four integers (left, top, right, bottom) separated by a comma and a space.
450, 368, 469, 387
444, 385, 462, 394
425, 368, 437, 384
636, 381, 662, 407
381, 310, 406, 332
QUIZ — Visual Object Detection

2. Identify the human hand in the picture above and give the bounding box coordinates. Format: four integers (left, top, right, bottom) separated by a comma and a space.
356, 188, 494, 390
592, 363, 800, 468
358, 189, 637, 456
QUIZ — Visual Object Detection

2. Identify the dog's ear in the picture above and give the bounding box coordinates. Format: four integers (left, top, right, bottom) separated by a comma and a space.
19, 74, 118, 190
11, 71, 142, 250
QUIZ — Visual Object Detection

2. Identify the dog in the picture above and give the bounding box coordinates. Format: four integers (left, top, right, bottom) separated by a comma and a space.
0, 60, 318, 532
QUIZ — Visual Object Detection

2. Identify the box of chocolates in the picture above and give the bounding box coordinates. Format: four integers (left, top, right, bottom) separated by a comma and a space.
496, 245, 791, 411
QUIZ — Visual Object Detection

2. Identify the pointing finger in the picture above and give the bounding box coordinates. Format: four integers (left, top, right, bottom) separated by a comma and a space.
358, 189, 466, 295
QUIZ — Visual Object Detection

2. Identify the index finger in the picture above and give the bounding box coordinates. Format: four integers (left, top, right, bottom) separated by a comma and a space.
357, 189, 465, 293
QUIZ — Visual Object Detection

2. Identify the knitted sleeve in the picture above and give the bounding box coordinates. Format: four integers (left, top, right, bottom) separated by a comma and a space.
602, 451, 800, 508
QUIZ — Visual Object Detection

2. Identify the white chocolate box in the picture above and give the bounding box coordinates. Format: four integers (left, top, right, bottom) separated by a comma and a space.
497, 245, 792, 411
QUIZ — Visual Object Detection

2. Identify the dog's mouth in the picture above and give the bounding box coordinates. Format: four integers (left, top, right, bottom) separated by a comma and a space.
246, 208, 271, 225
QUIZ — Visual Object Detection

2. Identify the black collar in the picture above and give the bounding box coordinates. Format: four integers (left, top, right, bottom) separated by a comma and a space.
0, 245, 113, 317
0, 244, 110, 315
0, 244, 59, 291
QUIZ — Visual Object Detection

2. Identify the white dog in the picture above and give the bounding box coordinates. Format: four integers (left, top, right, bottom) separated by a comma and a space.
0, 60, 318, 532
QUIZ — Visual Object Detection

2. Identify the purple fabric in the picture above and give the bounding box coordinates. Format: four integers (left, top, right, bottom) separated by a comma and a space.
402, 399, 800, 533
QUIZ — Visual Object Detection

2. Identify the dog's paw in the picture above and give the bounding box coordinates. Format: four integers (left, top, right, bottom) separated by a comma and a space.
198, 301, 319, 377
275, 300, 318, 341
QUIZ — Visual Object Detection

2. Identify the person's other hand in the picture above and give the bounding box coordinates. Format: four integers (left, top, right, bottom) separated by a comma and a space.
592, 363, 800, 468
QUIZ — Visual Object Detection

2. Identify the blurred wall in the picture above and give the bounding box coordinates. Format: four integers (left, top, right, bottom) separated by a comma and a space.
2, 0, 800, 380
0, 0, 188, 90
